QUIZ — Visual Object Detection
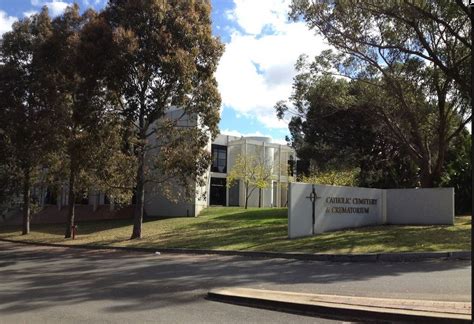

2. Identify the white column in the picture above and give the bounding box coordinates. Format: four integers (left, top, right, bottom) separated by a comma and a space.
39, 187, 44, 207
92, 191, 98, 212
225, 135, 229, 207
57, 189, 62, 211
262, 141, 265, 207
63, 186, 68, 207
278, 145, 282, 207
241, 139, 247, 206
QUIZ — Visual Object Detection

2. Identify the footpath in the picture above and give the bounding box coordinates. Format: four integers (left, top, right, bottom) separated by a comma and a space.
208, 287, 472, 323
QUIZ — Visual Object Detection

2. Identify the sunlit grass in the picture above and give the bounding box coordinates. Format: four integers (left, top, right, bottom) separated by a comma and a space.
0, 207, 470, 254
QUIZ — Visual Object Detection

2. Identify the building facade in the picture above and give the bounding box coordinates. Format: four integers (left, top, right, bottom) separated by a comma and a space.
209, 135, 295, 207
26, 133, 296, 219
144, 134, 295, 217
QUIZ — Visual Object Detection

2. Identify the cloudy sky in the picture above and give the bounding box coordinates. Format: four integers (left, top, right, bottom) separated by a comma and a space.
0, 0, 328, 144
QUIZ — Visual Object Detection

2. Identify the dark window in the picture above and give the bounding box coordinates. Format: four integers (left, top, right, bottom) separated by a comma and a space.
288, 155, 297, 177
75, 191, 89, 205
210, 177, 226, 206
211, 144, 227, 173
44, 187, 57, 205
288, 159, 295, 177
296, 159, 310, 178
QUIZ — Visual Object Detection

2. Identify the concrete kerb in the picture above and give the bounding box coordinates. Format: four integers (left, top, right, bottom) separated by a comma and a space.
207, 288, 472, 323
0, 238, 470, 262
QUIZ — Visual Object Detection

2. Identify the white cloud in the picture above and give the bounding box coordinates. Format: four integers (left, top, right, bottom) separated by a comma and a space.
23, 11, 38, 17
83, 0, 104, 7
0, 11, 18, 36
31, 1, 69, 17
82, 0, 99, 7
46, 1, 69, 16
228, 0, 290, 35
216, 0, 330, 129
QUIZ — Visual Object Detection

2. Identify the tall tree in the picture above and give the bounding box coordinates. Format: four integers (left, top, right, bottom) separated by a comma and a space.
0, 8, 58, 234
290, 0, 471, 102
104, 0, 223, 239
0, 127, 21, 218
440, 128, 472, 214
287, 0, 471, 187
45, 5, 135, 238
276, 71, 420, 188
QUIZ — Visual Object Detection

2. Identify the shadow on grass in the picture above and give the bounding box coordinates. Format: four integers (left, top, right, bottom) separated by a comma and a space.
0, 209, 471, 253
132, 225, 471, 253
0, 219, 134, 236
129, 213, 471, 253
201, 207, 287, 221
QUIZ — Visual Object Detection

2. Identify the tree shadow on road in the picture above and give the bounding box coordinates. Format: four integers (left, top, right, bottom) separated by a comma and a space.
0, 241, 470, 315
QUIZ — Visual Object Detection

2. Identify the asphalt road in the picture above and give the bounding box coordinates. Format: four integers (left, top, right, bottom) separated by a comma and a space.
0, 241, 471, 323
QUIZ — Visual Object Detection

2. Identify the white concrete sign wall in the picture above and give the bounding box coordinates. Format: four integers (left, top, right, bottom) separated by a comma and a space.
386, 188, 454, 225
288, 183, 384, 238
288, 183, 454, 239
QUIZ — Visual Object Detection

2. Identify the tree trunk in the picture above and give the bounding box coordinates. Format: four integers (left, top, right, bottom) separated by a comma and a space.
471, 5, 474, 217
131, 148, 145, 239
431, 141, 447, 187
65, 169, 75, 238
22, 169, 31, 235
244, 183, 249, 209
419, 168, 434, 188
258, 188, 262, 208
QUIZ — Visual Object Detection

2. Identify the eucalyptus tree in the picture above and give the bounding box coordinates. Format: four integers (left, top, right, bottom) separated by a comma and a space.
0, 8, 59, 234
45, 5, 135, 238
290, 0, 471, 102
104, 0, 223, 239
285, 0, 471, 187
277, 71, 421, 188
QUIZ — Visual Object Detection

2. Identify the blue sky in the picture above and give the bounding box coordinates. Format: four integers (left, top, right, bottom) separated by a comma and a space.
0, 0, 327, 144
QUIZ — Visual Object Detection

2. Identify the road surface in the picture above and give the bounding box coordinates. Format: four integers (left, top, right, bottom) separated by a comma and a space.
0, 241, 470, 323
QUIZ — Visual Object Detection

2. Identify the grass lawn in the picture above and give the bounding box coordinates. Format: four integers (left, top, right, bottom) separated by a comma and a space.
0, 207, 471, 254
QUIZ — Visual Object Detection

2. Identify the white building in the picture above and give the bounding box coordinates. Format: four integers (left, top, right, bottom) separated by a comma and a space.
144, 134, 296, 217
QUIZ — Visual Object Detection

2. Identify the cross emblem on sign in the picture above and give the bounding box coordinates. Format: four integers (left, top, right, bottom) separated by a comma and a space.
306, 184, 321, 235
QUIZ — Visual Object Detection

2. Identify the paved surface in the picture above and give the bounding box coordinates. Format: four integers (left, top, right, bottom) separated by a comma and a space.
0, 241, 471, 323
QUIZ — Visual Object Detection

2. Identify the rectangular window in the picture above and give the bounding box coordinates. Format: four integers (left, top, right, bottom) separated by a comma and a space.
75, 191, 89, 205
210, 177, 227, 205
211, 144, 227, 173
288, 159, 295, 176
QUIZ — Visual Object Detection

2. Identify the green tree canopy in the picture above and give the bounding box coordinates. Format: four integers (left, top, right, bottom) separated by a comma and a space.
282, 0, 471, 187
104, 0, 224, 239
277, 71, 419, 188
0, 8, 60, 234
43, 4, 136, 238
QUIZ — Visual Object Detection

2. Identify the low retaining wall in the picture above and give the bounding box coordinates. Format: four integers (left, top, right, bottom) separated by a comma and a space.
289, 183, 454, 238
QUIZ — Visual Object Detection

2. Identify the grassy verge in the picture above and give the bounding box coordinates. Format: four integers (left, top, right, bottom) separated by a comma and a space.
0, 207, 470, 254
